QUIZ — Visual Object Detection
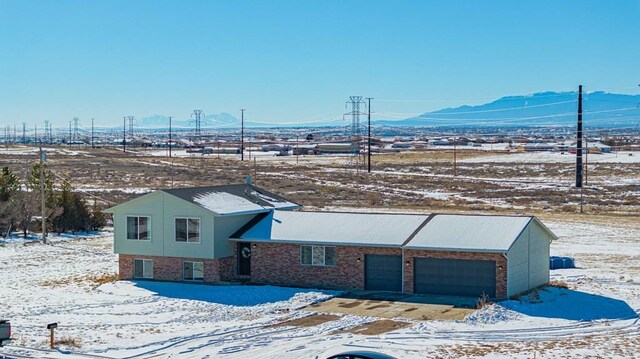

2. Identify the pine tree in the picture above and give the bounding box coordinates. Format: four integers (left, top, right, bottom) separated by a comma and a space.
53, 179, 93, 233
53, 179, 75, 234
89, 200, 108, 231
0, 167, 19, 202
0, 167, 19, 236
72, 193, 90, 232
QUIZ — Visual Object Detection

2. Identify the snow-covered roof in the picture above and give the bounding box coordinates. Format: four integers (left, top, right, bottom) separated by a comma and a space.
231, 210, 557, 251
163, 184, 300, 216
236, 211, 430, 247
405, 214, 534, 252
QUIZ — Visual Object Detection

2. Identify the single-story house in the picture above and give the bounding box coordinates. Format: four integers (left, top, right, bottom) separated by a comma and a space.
105, 184, 557, 300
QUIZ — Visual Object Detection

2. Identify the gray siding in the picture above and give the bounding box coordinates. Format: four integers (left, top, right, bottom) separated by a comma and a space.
161, 192, 215, 259
213, 214, 256, 258
506, 227, 530, 297
528, 221, 551, 288
506, 220, 551, 297
112, 192, 251, 259
112, 191, 165, 257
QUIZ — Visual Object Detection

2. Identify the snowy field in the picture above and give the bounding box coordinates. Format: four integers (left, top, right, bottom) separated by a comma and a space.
1, 217, 639, 359
459, 150, 640, 164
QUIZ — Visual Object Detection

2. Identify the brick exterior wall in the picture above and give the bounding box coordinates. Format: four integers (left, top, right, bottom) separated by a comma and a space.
118, 254, 225, 283
403, 249, 507, 299
119, 245, 507, 299
225, 242, 401, 290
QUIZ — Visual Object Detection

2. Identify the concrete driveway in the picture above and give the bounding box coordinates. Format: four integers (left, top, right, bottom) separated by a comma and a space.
303, 291, 476, 321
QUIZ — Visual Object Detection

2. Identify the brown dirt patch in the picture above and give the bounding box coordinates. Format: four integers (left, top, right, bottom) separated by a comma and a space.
271, 314, 340, 328
335, 319, 411, 335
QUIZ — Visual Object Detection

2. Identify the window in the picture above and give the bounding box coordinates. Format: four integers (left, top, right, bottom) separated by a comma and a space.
183, 261, 204, 281
300, 245, 336, 266
133, 259, 153, 278
127, 216, 150, 240
175, 218, 200, 243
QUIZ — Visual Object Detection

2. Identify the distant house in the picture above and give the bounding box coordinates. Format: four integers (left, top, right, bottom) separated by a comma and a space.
523, 143, 556, 152
106, 184, 557, 300
569, 142, 612, 154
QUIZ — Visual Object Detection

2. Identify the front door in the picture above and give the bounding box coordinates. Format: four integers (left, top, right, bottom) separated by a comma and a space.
237, 242, 251, 276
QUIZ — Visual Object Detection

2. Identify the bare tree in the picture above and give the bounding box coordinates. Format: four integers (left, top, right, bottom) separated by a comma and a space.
13, 191, 40, 239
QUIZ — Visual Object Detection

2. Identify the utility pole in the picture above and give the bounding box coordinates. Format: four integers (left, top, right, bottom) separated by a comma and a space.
240, 109, 245, 161
366, 97, 373, 173
453, 135, 457, 177
123, 116, 127, 153
91, 118, 95, 148
35, 125, 38, 143
296, 135, 299, 164
576, 85, 583, 188
22, 122, 26, 144
168, 116, 172, 158
39, 145, 47, 244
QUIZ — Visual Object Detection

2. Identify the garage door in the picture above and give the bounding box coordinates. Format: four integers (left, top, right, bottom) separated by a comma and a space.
365, 254, 402, 292
414, 258, 496, 298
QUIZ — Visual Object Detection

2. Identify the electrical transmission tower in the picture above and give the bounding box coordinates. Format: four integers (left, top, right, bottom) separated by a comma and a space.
44, 120, 50, 144
73, 117, 79, 143
191, 110, 203, 145
344, 96, 366, 172
128, 116, 135, 144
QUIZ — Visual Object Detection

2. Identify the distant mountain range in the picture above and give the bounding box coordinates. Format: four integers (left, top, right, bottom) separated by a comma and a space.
136, 113, 244, 129
131, 91, 640, 130
374, 91, 640, 128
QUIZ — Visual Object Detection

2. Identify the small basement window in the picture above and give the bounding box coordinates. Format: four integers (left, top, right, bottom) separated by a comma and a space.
127, 216, 150, 240
300, 245, 336, 266
175, 218, 200, 243
133, 259, 153, 279
183, 261, 204, 281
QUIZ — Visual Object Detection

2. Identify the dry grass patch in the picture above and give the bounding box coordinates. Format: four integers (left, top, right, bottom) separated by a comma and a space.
41, 273, 118, 288
54, 336, 82, 348
475, 293, 493, 309
271, 314, 340, 328
548, 280, 569, 289
335, 320, 411, 335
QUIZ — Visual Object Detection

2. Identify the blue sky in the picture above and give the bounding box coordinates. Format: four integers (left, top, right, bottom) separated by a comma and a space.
1, 0, 639, 128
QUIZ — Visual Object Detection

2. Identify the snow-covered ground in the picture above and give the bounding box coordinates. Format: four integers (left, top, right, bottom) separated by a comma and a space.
1, 218, 639, 358
460, 150, 640, 164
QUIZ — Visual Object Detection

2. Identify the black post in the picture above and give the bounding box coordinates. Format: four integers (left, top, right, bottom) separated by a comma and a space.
168, 116, 172, 158
123, 116, 126, 153
576, 85, 583, 188
240, 109, 245, 161
367, 97, 372, 173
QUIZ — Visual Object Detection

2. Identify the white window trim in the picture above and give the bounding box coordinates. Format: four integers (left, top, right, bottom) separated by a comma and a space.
174, 217, 202, 244
182, 261, 204, 281
300, 245, 336, 267
126, 216, 151, 241
133, 258, 153, 279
